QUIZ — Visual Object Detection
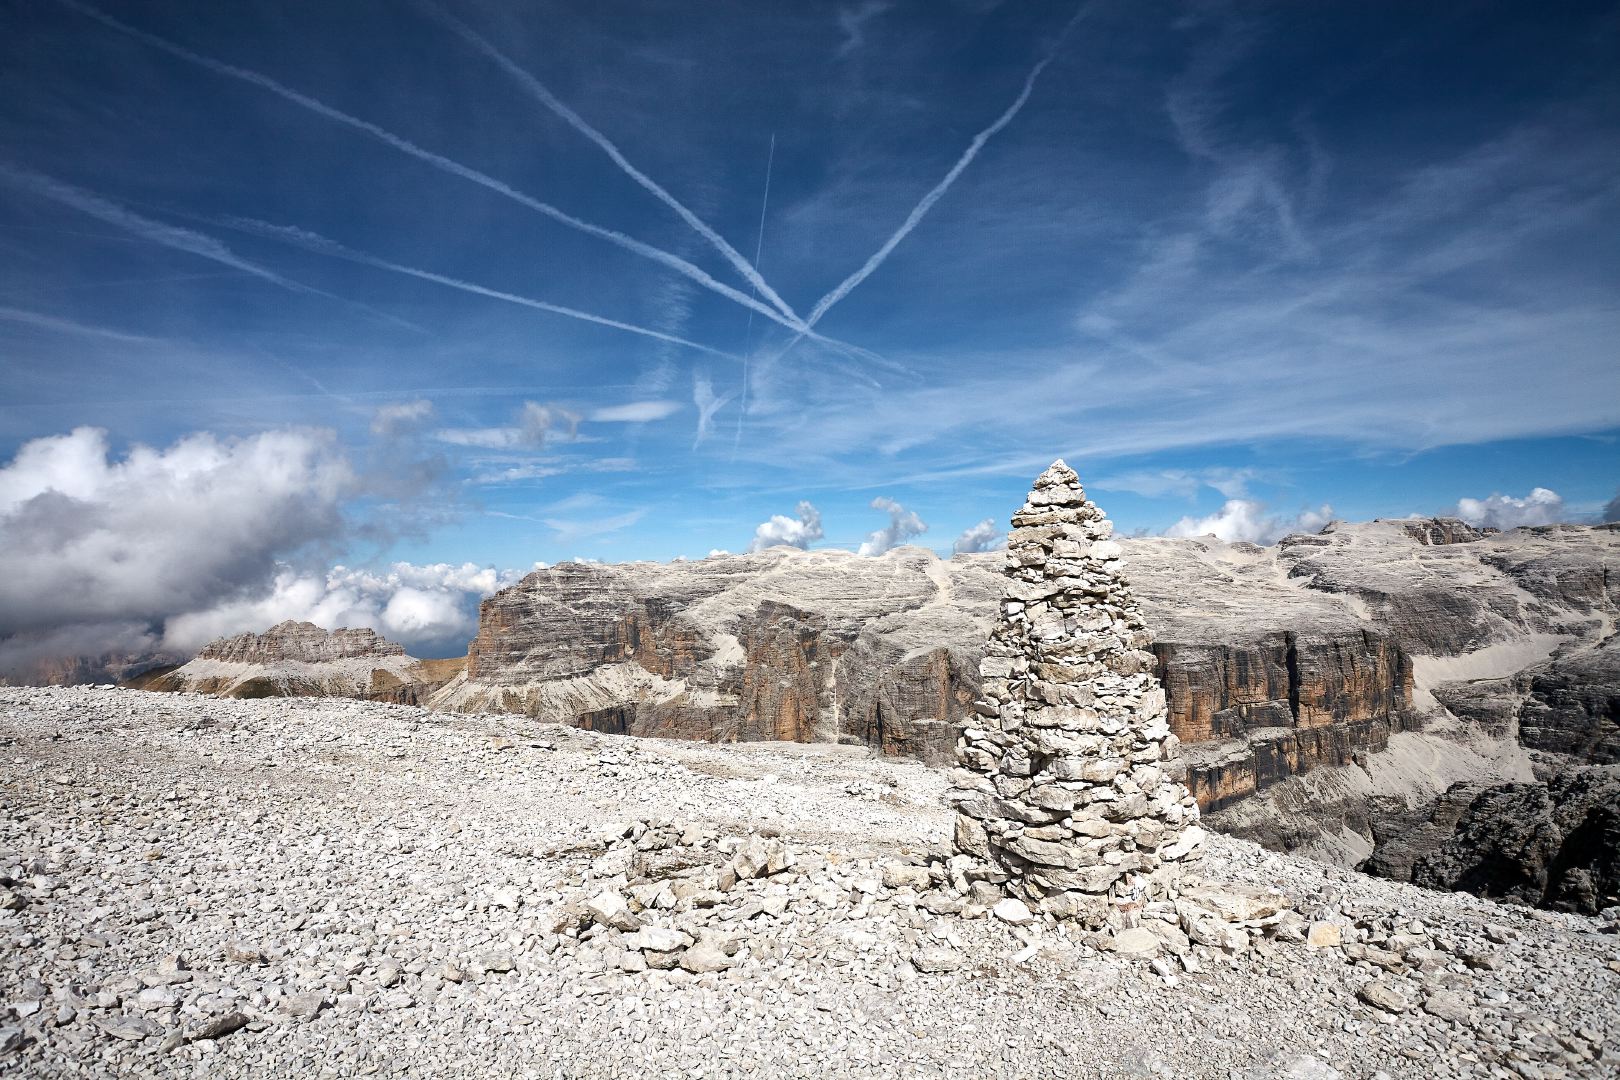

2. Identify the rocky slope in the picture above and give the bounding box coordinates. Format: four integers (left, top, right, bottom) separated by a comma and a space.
2, 686, 1616, 1078
141, 621, 462, 703
1412, 767, 1619, 913
431, 521, 1618, 871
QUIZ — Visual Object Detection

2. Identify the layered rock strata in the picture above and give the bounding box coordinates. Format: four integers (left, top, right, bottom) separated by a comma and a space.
114, 517, 1618, 901
949, 462, 1203, 925
435, 549, 997, 764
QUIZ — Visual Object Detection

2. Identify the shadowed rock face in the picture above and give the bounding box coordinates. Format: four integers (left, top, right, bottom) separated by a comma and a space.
1519, 637, 1620, 763
1397, 767, 1620, 914
1433, 634, 1620, 763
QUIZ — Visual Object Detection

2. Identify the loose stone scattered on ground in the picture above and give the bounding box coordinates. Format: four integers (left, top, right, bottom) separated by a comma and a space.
2, 685, 1617, 1078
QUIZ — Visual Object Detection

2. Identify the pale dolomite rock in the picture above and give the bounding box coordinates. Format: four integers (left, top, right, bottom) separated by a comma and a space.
2, 684, 1617, 1077
951, 461, 1203, 926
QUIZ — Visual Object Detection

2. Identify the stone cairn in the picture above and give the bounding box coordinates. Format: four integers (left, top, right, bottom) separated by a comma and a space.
950, 460, 1204, 927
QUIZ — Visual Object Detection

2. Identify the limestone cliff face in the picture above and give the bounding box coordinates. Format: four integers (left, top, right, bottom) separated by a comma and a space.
146, 621, 460, 702
438, 549, 995, 764
1119, 534, 1419, 814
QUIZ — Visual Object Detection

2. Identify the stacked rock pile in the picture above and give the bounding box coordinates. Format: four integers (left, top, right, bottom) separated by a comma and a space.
950, 460, 1204, 926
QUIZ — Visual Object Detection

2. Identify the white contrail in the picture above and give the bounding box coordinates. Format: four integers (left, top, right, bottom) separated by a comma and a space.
222, 218, 738, 359
804, 5, 1090, 329
417, 1, 802, 327
691, 371, 736, 449
0, 304, 156, 344
51, 0, 803, 335
734, 133, 776, 452
1, 163, 340, 302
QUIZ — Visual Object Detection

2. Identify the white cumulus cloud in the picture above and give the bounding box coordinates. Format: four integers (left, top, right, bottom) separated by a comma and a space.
748, 501, 824, 552
858, 496, 928, 556
1450, 487, 1566, 530
0, 426, 354, 651
1165, 499, 1334, 545
952, 518, 1006, 554
0, 424, 534, 677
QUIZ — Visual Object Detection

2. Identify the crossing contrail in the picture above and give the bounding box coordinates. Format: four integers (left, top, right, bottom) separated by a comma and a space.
220, 218, 738, 359
51, 0, 805, 336
417, 1, 802, 327
803, 5, 1090, 330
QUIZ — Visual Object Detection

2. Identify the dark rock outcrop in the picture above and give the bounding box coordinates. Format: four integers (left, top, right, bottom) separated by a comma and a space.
1389, 767, 1620, 914
1430, 635, 1620, 762
1519, 636, 1620, 763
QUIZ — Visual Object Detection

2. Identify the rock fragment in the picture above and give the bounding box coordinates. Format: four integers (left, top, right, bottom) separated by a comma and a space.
1356, 980, 1411, 1013
1306, 921, 1342, 948
910, 947, 966, 974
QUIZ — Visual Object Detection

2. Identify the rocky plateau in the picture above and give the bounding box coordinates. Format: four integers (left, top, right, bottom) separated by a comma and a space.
2, 685, 1617, 1078
137, 622, 461, 705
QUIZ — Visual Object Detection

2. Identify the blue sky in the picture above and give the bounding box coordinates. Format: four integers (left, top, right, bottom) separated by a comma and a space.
2, 0, 1618, 658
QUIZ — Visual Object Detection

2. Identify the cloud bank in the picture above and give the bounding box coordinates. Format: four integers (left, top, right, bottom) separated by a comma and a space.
0, 425, 529, 676
0, 426, 353, 636
952, 519, 1007, 554
162, 560, 534, 659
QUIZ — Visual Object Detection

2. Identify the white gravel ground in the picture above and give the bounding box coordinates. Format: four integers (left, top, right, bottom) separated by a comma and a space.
1, 686, 1616, 1079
